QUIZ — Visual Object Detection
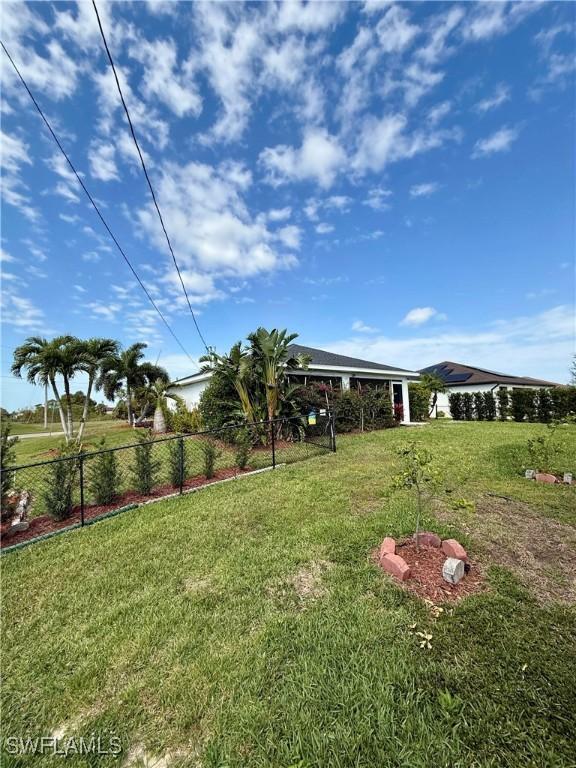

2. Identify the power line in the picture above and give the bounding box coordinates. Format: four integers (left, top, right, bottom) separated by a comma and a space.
1, 40, 197, 367
92, 0, 210, 353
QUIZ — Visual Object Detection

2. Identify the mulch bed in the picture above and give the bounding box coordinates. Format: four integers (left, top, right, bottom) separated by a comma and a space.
373, 539, 486, 603
1, 466, 253, 549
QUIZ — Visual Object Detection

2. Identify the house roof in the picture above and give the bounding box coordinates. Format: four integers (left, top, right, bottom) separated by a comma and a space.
419, 361, 560, 388
286, 344, 413, 374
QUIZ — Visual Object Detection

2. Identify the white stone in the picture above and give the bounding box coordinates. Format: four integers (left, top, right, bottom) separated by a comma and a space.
563, 473, 573, 485
442, 557, 465, 585
525, 469, 535, 479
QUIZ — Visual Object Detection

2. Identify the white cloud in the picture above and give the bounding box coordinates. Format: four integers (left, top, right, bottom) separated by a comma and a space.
472, 126, 519, 158
0, 130, 39, 221
277, 225, 302, 249
363, 187, 392, 211
352, 319, 379, 334
260, 128, 346, 188
315, 223, 334, 235
375, 5, 419, 53
276, 0, 345, 33
88, 141, 119, 182
82, 251, 102, 263
410, 182, 439, 198
324, 306, 575, 384
0, 287, 47, 331
0, 248, 16, 263
462, 1, 541, 42
474, 84, 510, 113
401, 306, 444, 326
267, 207, 292, 222
417, 6, 464, 64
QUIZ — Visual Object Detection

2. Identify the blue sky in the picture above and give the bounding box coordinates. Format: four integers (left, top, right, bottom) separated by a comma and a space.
1, 0, 575, 411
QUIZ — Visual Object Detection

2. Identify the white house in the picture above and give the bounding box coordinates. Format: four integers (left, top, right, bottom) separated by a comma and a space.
420, 361, 560, 417
169, 343, 419, 424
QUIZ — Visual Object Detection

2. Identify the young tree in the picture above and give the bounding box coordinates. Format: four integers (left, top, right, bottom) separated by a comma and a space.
97, 343, 168, 427
392, 443, 439, 550
75, 338, 119, 442
150, 379, 182, 434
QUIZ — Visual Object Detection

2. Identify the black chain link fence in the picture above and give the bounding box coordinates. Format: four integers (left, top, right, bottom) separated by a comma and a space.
1, 414, 335, 550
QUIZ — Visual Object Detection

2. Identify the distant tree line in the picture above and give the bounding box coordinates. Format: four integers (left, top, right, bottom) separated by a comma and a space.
448, 387, 576, 422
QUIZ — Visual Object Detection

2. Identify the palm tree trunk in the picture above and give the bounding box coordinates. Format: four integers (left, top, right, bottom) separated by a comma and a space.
126, 382, 134, 427
153, 405, 166, 434
49, 376, 69, 443
63, 376, 74, 438
77, 374, 94, 443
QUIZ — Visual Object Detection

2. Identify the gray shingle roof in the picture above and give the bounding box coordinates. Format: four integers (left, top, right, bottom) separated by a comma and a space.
288, 344, 413, 373
419, 361, 560, 388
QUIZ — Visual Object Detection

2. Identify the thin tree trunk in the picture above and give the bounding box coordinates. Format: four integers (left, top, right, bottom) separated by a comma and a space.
153, 405, 166, 434
126, 382, 133, 427
63, 376, 74, 438
77, 374, 93, 443
49, 376, 69, 443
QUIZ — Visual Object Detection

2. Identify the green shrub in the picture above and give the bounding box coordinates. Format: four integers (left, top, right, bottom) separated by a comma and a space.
1, 423, 18, 519
88, 439, 121, 505
167, 438, 188, 488
462, 393, 474, 421
130, 431, 161, 495
496, 388, 510, 420
42, 445, 80, 520
234, 428, 251, 470
448, 392, 463, 420
473, 392, 485, 421
483, 391, 497, 421
200, 439, 221, 479
362, 388, 395, 429
536, 388, 553, 423
168, 402, 204, 434
199, 372, 239, 431
526, 424, 560, 474
408, 383, 430, 422
511, 389, 528, 422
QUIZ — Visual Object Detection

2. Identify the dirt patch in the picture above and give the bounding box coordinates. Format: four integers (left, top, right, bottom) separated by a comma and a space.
183, 577, 213, 596
373, 541, 486, 603
434, 494, 576, 604
268, 560, 333, 608
1, 467, 253, 550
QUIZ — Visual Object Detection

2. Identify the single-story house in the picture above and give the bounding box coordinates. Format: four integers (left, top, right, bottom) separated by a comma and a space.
169, 344, 419, 424
419, 361, 560, 417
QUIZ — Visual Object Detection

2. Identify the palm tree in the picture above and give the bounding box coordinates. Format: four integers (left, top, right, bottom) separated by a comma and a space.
420, 372, 447, 418
11, 336, 78, 443
247, 328, 311, 423
97, 343, 168, 427
149, 379, 182, 433
75, 338, 119, 442
200, 342, 258, 423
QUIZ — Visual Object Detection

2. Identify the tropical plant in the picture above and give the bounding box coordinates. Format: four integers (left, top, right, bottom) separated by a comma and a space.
448, 392, 463, 420
200, 438, 221, 479
130, 431, 161, 495
147, 379, 182, 434
496, 388, 510, 421
98, 343, 168, 427
88, 438, 121, 505
75, 338, 119, 442
420, 372, 446, 418
12, 335, 80, 443
168, 401, 204, 434
392, 442, 439, 550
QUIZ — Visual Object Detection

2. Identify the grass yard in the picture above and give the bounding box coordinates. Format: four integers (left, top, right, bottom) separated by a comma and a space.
2, 422, 575, 767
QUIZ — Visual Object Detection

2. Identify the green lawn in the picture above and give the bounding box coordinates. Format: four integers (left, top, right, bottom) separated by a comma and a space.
2, 422, 575, 767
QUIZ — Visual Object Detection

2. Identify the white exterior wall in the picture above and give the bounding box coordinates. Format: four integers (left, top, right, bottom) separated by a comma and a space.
169, 378, 209, 409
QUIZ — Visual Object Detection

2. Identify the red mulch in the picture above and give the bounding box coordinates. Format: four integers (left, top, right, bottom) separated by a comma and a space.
0, 466, 253, 549
374, 539, 486, 603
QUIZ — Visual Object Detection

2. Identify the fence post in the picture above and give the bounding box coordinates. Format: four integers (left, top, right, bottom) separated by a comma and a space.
330, 413, 337, 453
270, 419, 276, 469
79, 454, 85, 526
178, 437, 184, 494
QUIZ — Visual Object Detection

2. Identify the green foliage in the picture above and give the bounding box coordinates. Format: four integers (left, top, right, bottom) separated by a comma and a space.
408, 383, 430, 422
88, 438, 121, 505
130, 431, 161, 495
473, 392, 486, 421
462, 392, 474, 421
536, 388, 553, 423
200, 438, 221, 479
199, 370, 240, 431
511, 389, 537, 422
448, 392, 463, 420
42, 444, 80, 520
1, 423, 19, 519
526, 423, 561, 474
293, 384, 394, 433
392, 442, 440, 547
483, 391, 497, 421
167, 438, 188, 488
168, 401, 204, 434
234, 428, 251, 470
496, 388, 510, 420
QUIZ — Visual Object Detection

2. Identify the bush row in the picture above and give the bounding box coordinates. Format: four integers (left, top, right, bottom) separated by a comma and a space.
449, 386, 576, 422
293, 385, 396, 433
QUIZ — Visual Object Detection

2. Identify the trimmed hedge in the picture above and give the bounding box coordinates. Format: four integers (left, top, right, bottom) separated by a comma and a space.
450, 386, 576, 422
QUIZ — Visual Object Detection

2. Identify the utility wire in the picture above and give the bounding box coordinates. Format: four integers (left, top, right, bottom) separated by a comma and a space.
1, 40, 197, 367
92, 0, 210, 353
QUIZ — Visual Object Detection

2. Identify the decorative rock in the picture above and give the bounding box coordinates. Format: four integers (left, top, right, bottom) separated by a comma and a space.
442, 538, 468, 561
442, 557, 465, 585
379, 537, 396, 559
525, 469, 535, 480
415, 531, 441, 548
535, 473, 557, 484
563, 473, 573, 485
380, 553, 411, 582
